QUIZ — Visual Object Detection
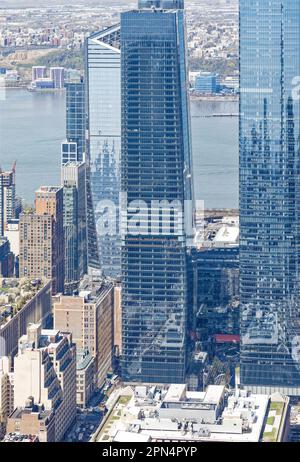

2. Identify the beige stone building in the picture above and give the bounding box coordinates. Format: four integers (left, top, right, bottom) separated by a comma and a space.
76, 350, 94, 408
13, 324, 76, 442
19, 186, 64, 295
0, 357, 14, 438
114, 285, 122, 356
6, 399, 55, 443
54, 276, 114, 388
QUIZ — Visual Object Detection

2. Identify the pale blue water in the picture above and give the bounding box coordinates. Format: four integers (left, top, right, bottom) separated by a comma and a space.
0, 89, 238, 208
0, 89, 65, 204
191, 100, 239, 208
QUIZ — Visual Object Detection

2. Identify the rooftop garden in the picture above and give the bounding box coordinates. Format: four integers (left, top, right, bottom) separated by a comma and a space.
270, 402, 284, 415
263, 401, 285, 443
96, 394, 133, 442
0, 278, 44, 326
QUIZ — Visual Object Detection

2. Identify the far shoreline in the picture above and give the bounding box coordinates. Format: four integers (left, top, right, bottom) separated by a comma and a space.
3, 85, 238, 102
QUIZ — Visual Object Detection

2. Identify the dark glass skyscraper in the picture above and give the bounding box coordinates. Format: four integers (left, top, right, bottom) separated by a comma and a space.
240, 0, 300, 395
121, 1, 194, 383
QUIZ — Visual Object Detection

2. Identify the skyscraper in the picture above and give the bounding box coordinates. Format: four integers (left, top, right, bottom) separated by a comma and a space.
65, 74, 86, 163
86, 25, 121, 278
19, 187, 65, 295
0, 164, 16, 236
62, 71, 100, 275
120, 0, 193, 383
62, 162, 87, 294
240, 0, 300, 395
13, 324, 76, 442
54, 277, 115, 388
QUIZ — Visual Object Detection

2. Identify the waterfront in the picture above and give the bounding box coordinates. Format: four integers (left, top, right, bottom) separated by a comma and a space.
191, 99, 238, 208
0, 89, 65, 204
0, 89, 238, 208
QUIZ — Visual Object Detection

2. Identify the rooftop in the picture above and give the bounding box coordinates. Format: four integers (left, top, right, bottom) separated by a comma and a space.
10, 405, 52, 422
92, 385, 288, 443
163, 384, 186, 403
3, 433, 38, 443
77, 276, 113, 304
36, 186, 61, 194
77, 350, 94, 371
18, 324, 68, 353
214, 225, 239, 245
196, 213, 239, 249
114, 431, 151, 443
203, 385, 225, 405
0, 278, 49, 329
262, 394, 289, 443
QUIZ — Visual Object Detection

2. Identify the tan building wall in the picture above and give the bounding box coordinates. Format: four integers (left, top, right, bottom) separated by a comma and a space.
19, 213, 53, 282
6, 407, 55, 442
54, 296, 84, 349
35, 188, 64, 295
114, 285, 122, 356
76, 353, 94, 408
53, 282, 114, 389
0, 357, 14, 434
13, 325, 76, 442
96, 286, 114, 387
35, 188, 60, 217
19, 186, 64, 295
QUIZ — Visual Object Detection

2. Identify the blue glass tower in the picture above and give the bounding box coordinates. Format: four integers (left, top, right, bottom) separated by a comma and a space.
62, 72, 100, 274
66, 76, 86, 163
240, 0, 300, 394
62, 162, 87, 294
121, 1, 193, 383
86, 25, 121, 278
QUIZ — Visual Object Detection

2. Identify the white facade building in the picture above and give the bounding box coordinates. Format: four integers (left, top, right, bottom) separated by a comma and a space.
13, 324, 76, 441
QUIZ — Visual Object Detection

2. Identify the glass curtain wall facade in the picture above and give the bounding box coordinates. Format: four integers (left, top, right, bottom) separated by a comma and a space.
66, 76, 86, 162
0, 167, 16, 237
63, 73, 99, 273
62, 162, 87, 294
86, 25, 121, 278
240, 0, 300, 395
120, 4, 193, 383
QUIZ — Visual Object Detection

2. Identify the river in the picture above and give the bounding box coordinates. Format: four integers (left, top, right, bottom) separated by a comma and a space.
0, 89, 238, 208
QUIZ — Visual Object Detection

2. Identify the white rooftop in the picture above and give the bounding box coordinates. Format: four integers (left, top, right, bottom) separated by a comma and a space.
41, 329, 59, 337
214, 225, 239, 244
114, 431, 151, 443
93, 385, 283, 443
203, 385, 225, 405
163, 384, 186, 403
